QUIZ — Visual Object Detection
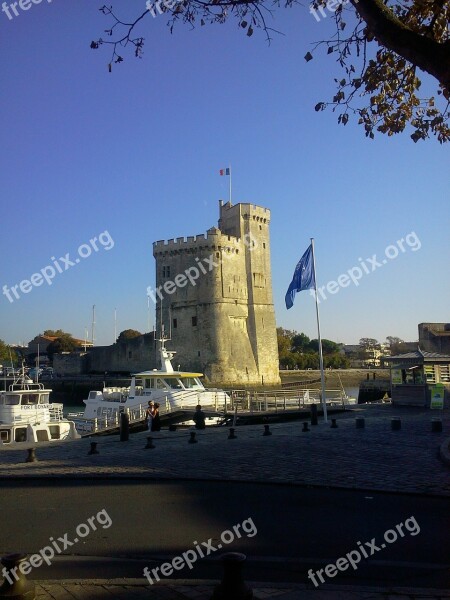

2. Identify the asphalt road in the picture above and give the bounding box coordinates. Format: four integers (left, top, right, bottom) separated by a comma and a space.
1, 479, 449, 588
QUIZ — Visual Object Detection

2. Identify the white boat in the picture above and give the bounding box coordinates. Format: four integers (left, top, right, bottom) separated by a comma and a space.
0, 370, 80, 446
72, 339, 230, 433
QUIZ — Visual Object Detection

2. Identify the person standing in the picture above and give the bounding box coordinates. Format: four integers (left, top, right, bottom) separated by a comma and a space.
193, 404, 206, 429
151, 402, 161, 431
146, 401, 154, 431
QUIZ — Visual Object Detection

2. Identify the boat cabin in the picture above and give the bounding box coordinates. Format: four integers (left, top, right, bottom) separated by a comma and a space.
0, 381, 77, 445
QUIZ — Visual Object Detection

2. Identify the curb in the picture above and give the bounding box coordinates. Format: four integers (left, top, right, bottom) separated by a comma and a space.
0, 474, 449, 498
31, 578, 450, 595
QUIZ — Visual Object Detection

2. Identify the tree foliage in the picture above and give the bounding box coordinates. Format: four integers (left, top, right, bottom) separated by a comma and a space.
0, 340, 19, 365
277, 328, 349, 368
91, 2, 450, 142
43, 329, 68, 337
116, 329, 142, 343
46, 335, 80, 359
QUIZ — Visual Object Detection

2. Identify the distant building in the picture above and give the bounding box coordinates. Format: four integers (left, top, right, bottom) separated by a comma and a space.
419, 323, 450, 354
385, 349, 450, 408
27, 335, 92, 367
27, 335, 92, 355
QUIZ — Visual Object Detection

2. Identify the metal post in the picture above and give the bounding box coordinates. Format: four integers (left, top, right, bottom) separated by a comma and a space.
0, 554, 35, 600
211, 552, 253, 600
120, 412, 129, 441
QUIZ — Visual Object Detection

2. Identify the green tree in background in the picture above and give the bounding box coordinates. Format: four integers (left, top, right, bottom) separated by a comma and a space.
46, 335, 80, 359
0, 340, 19, 365
277, 328, 349, 369
116, 329, 142, 343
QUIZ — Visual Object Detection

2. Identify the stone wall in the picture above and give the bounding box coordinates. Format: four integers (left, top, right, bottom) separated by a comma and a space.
53, 353, 88, 376
86, 333, 157, 374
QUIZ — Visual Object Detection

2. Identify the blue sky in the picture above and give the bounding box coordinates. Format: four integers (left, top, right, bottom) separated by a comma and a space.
0, 0, 448, 348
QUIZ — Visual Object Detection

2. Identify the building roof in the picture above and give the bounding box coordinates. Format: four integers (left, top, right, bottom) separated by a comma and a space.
385, 348, 450, 363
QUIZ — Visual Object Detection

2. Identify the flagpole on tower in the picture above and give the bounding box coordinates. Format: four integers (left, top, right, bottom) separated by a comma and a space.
310, 238, 328, 423
229, 164, 232, 204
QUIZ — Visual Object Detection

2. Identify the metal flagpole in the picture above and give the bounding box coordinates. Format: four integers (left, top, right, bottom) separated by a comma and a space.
229, 165, 232, 204
310, 238, 328, 423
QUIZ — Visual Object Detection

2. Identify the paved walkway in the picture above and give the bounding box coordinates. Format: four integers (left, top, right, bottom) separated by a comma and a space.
2, 404, 450, 598
0, 404, 449, 496
32, 579, 450, 599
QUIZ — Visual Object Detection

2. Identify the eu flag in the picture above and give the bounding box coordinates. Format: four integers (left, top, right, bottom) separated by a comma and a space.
285, 244, 316, 309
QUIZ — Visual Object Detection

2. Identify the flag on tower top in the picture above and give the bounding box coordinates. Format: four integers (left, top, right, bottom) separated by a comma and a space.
219, 168, 230, 176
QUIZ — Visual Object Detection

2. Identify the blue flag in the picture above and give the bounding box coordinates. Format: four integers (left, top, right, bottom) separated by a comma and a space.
285, 244, 316, 309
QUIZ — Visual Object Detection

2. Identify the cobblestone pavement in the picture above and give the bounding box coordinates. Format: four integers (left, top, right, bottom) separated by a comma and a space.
33, 580, 450, 599
0, 404, 449, 496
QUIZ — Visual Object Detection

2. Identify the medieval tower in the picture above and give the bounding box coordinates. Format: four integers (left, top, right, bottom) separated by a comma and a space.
152, 201, 280, 386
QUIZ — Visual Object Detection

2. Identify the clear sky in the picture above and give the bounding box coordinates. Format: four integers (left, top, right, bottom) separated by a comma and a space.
0, 1, 448, 348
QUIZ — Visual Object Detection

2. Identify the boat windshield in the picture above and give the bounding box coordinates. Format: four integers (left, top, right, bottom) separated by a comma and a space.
163, 378, 184, 389
21, 394, 41, 405
1, 394, 20, 406
180, 377, 204, 390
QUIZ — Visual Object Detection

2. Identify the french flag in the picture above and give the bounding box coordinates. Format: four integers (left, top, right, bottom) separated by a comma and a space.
219, 168, 230, 176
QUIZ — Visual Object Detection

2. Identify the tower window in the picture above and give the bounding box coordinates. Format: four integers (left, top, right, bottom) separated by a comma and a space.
173, 318, 177, 329
162, 266, 171, 278
192, 316, 197, 327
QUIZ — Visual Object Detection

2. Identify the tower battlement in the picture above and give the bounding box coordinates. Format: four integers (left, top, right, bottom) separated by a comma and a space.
153, 228, 253, 256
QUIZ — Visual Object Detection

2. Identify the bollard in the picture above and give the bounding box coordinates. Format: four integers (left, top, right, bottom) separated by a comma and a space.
88, 441, 99, 455
120, 412, 129, 442
391, 417, 401, 431
355, 417, 365, 429
0, 554, 36, 600
431, 418, 442, 433
25, 448, 37, 463
188, 431, 198, 444
310, 403, 318, 426
144, 436, 155, 449
228, 428, 237, 440
302, 422, 310, 432
330, 418, 338, 429
210, 552, 253, 600
263, 424, 272, 436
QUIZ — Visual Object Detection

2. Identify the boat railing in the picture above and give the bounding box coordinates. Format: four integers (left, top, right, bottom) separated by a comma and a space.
71, 390, 230, 435
8, 382, 48, 392
228, 388, 352, 412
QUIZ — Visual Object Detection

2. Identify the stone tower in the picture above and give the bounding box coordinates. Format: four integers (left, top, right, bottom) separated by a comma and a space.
151, 201, 280, 386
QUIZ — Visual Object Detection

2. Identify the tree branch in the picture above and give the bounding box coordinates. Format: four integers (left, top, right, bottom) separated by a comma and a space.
351, 0, 450, 91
